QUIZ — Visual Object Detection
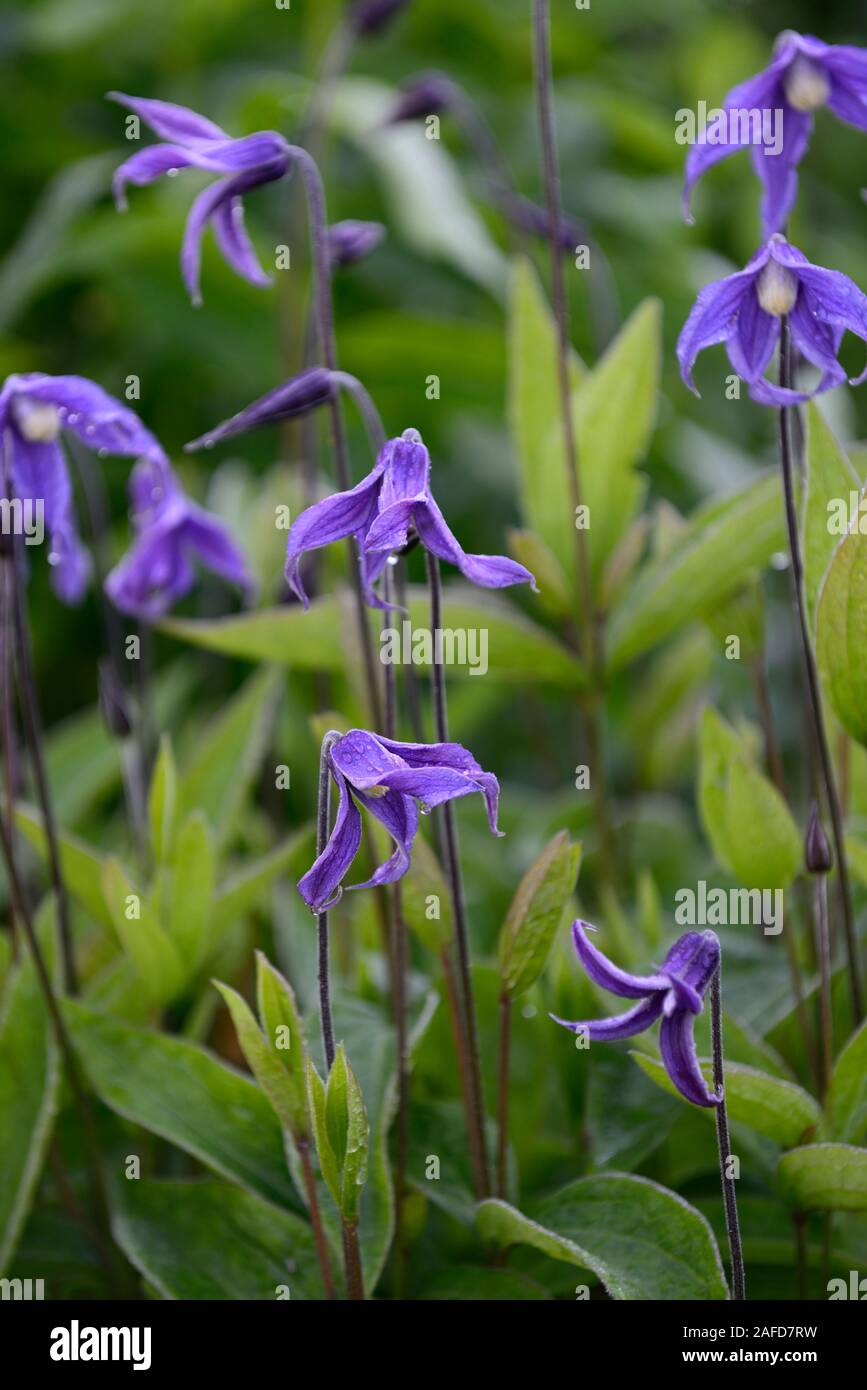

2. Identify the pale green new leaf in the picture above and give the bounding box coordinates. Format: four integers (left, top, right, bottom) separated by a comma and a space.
498, 832, 581, 998
778, 1144, 867, 1211
632, 1053, 820, 1147
816, 521, 867, 747
803, 403, 859, 632
213, 980, 306, 1138
824, 1019, 867, 1144
148, 735, 177, 865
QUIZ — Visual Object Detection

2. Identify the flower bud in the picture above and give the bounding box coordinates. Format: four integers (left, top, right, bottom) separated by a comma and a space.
11, 396, 61, 443
805, 804, 833, 875
385, 74, 453, 124
327, 220, 385, 270
756, 256, 799, 317
98, 661, 132, 740
784, 54, 831, 112
352, 0, 412, 37
185, 368, 334, 451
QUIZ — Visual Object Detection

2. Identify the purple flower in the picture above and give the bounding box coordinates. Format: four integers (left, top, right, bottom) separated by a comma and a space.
285, 427, 536, 608
683, 31, 867, 236
677, 233, 867, 407
0, 372, 162, 604
298, 728, 501, 913
385, 73, 455, 124
105, 455, 252, 620
551, 922, 721, 1108
185, 368, 334, 452
351, 0, 413, 37
109, 92, 292, 306
327, 220, 385, 269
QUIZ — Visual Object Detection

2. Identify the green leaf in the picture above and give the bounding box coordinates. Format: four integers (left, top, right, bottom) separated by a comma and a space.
214, 827, 313, 931
255, 953, 309, 1136
778, 1144, 867, 1211
632, 1053, 820, 1147
698, 706, 801, 889
213, 978, 307, 1139
477, 1174, 728, 1300
305, 1056, 339, 1208
148, 735, 177, 865
816, 519, 867, 747
161, 602, 344, 671
506, 529, 571, 619
113, 1179, 322, 1300
14, 805, 112, 931
100, 857, 185, 1004
824, 1019, 867, 1143
498, 832, 581, 997
64, 1001, 299, 1211
0, 909, 60, 1272
178, 667, 282, 849
607, 473, 786, 671
168, 813, 216, 969
339, 1047, 369, 1226
803, 403, 860, 632
508, 257, 584, 578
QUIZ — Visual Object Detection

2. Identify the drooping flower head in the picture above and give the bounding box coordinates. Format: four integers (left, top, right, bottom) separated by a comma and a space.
327, 219, 386, 269
0, 373, 162, 604
109, 93, 292, 306
105, 455, 252, 620
683, 32, 867, 236
551, 921, 721, 1107
298, 728, 502, 913
351, 0, 414, 38
677, 233, 867, 406
284, 427, 536, 608
185, 368, 335, 451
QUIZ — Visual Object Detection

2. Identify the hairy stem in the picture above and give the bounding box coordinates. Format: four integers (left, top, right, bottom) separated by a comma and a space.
778, 318, 863, 1018
341, 1220, 365, 1301
316, 730, 341, 1071
426, 552, 489, 1197
496, 991, 511, 1199
531, 0, 616, 890
296, 1137, 337, 1299
711, 967, 746, 1300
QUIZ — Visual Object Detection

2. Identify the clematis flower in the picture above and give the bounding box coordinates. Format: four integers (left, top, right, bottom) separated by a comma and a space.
351, 0, 413, 37
105, 455, 252, 620
185, 368, 334, 451
551, 921, 721, 1108
298, 728, 502, 913
284, 427, 536, 608
683, 31, 867, 236
0, 372, 162, 604
327, 219, 385, 269
677, 233, 867, 406
109, 92, 292, 306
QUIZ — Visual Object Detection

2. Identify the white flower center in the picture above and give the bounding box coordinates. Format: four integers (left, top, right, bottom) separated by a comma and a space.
12, 396, 61, 443
783, 54, 830, 112
756, 259, 799, 317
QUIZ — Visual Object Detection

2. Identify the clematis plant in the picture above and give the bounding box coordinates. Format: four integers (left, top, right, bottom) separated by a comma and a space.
284, 427, 536, 608
298, 728, 502, 914
0, 372, 162, 603
683, 31, 867, 236
327, 219, 385, 269
110, 92, 292, 305
105, 455, 252, 620
551, 921, 721, 1107
677, 233, 867, 406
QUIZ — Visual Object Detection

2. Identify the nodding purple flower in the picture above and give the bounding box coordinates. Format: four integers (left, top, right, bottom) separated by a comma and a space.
284, 427, 536, 609
327, 219, 385, 269
0, 373, 162, 604
351, 0, 413, 38
185, 368, 335, 452
683, 31, 867, 237
105, 455, 252, 620
551, 922, 721, 1108
298, 728, 501, 913
385, 73, 455, 124
109, 92, 292, 306
677, 233, 867, 407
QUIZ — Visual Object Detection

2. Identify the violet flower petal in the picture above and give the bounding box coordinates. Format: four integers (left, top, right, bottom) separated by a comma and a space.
297, 768, 363, 912
9, 374, 163, 460
413, 493, 536, 591
348, 786, 419, 890
550, 994, 665, 1041
676, 267, 760, 395
749, 107, 811, 238
186, 369, 334, 451
108, 92, 227, 145
284, 464, 385, 608
660, 1010, 719, 1107
570, 921, 671, 999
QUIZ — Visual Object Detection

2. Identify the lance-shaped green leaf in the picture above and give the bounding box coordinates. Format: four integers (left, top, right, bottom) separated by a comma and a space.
498, 832, 581, 998
306, 1045, 369, 1227
816, 518, 867, 747
632, 1053, 820, 1147
168, 812, 215, 969
698, 706, 801, 890
214, 827, 313, 932
255, 952, 309, 1137
803, 404, 860, 632
148, 735, 177, 865
823, 1019, 867, 1144
507, 528, 571, 619
213, 972, 308, 1140
607, 472, 786, 671
477, 1174, 728, 1300
101, 857, 185, 1004
15, 804, 112, 931
778, 1144, 867, 1211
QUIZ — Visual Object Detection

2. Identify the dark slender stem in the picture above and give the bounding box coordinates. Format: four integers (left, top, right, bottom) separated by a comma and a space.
813, 872, 833, 1099
395, 558, 424, 741
316, 731, 341, 1071
289, 146, 382, 728
341, 1220, 365, 1300
426, 552, 489, 1197
496, 992, 511, 1199
5, 519, 76, 994
382, 560, 409, 1295
296, 1137, 337, 1299
710, 966, 745, 1300
531, 0, 616, 890
778, 318, 863, 1019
